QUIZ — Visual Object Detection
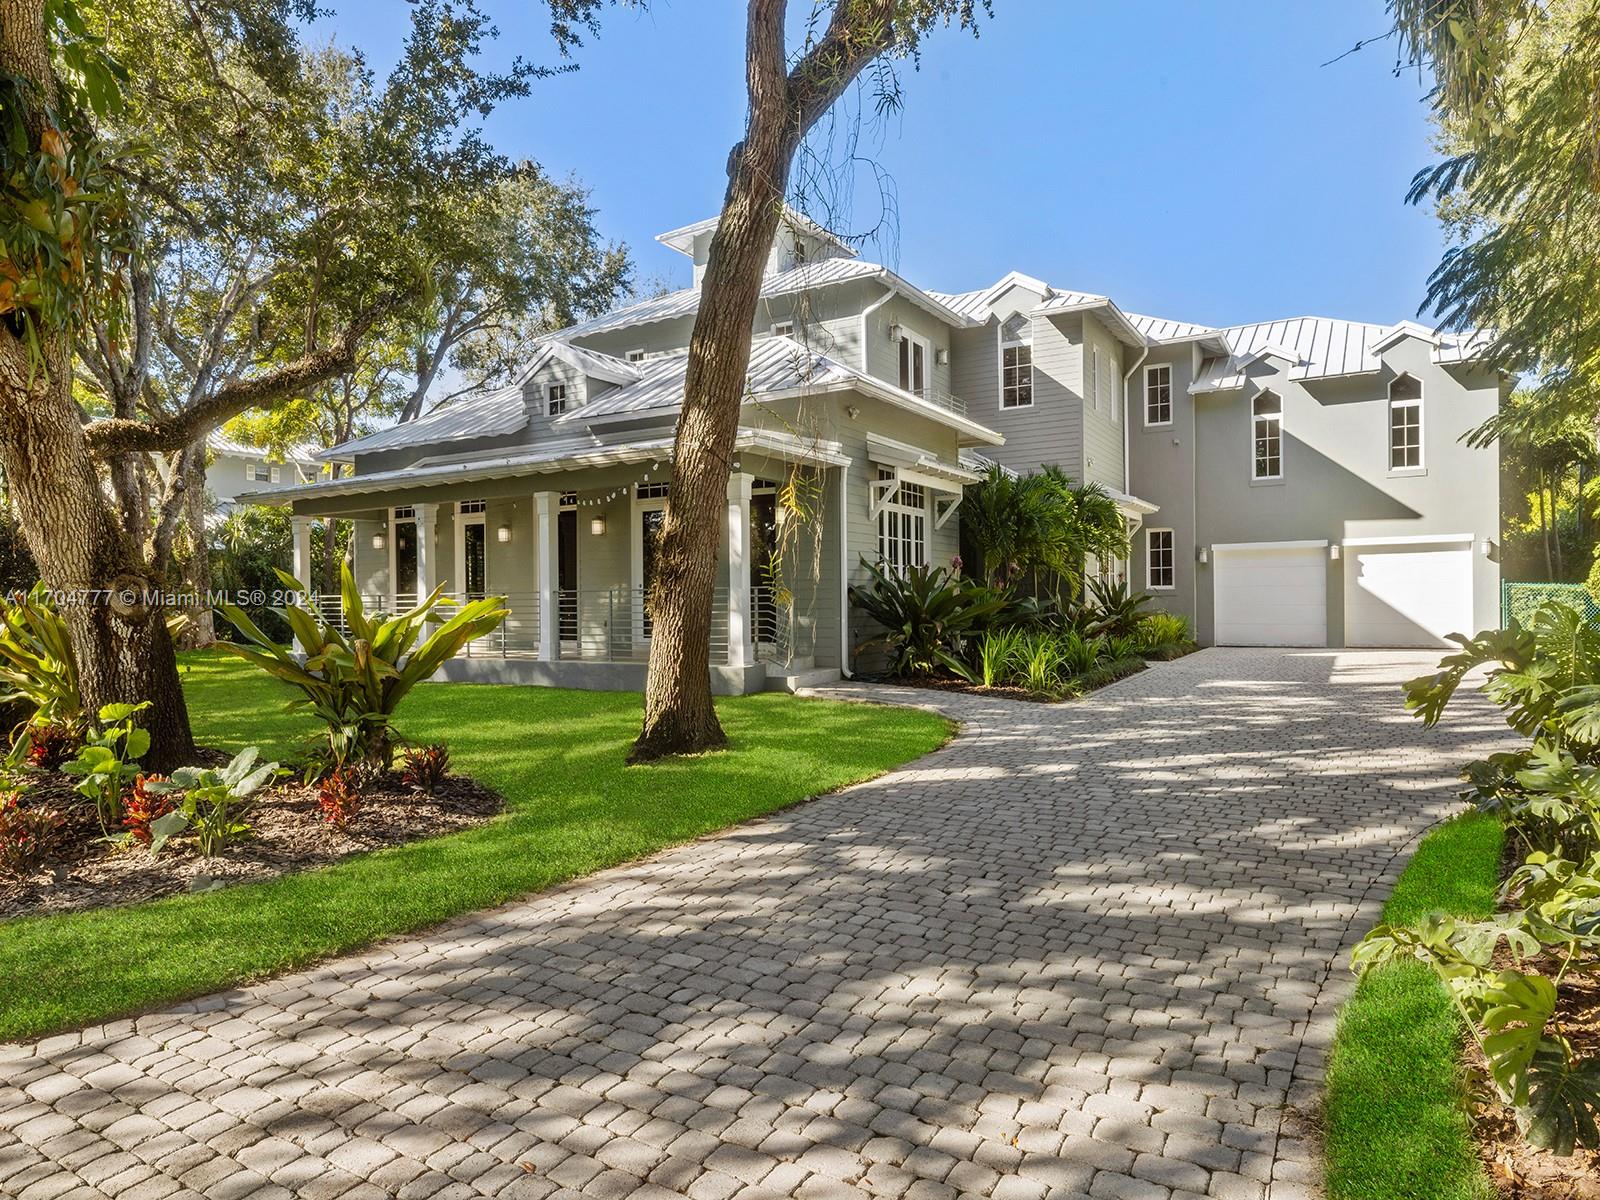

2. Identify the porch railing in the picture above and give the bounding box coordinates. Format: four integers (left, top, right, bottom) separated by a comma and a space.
752, 585, 791, 664
310, 591, 541, 658
555, 587, 729, 663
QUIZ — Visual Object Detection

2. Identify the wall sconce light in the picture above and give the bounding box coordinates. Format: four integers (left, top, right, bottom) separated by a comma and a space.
935, 347, 950, 366
1196, 546, 1209, 564
371, 532, 385, 551
590, 516, 607, 537
1481, 538, 1496, 559
496, 523, 512, 543
887, 322, 902, 342
1329, 544, 1341, 561
845, 405, 860, 420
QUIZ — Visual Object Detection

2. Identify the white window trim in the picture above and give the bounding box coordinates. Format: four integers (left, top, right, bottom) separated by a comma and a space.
388, 505, 419, 606
1143, 363, 1173, 428
998, 331, 1034, 410
1145, 528, 1176, 592
1087, 345, 1100, 412
546, 383, 568, 417
1388, 375, 1425, 473
897, 330, 933, 398
1251, 391, 1284, 482
453, 501, 487, 599
625, 348, 646, 363
874, 468, 929, 575
771, 320, 795, 337
631, 487, 670, 643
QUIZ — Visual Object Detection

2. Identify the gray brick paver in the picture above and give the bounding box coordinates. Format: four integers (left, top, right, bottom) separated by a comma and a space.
3, 651, 1509, 1200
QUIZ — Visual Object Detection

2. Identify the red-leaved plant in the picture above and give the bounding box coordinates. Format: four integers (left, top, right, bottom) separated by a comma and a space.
25, 722, 81, 769
318, 769, 361, 830
0, 788, 63, 876
121, 773, 173, 848
400, 743, 450, 794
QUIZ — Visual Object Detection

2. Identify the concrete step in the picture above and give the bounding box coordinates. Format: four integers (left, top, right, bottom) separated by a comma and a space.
763, 667, 843, 693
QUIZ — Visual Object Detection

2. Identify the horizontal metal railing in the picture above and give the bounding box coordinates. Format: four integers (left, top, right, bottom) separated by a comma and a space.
555, 587, 729, 663
912, 387, 968, 417
752, 585, 790, 664
309, 591, 541, 659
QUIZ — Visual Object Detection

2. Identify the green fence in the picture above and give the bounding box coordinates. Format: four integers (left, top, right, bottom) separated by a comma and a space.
1501, 580, 1600, 627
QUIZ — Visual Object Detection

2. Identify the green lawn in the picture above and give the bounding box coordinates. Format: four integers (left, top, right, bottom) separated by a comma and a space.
0, 653, 951, 1042
1322, 810, 1504, 1200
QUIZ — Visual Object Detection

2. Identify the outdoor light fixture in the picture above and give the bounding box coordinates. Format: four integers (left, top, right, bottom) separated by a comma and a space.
1481, 538, 1496, 559
496, 523, 512, 543
935, 347, 950, 366
371, 532, 385, 550
1329, 544, 1341, 561
590, 516, 607, 536
1196, 546, 1208, 564
887, 322, 902, 342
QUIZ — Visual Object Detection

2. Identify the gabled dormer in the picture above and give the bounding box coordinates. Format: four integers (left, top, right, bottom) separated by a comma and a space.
513, 342, 641, 435
656, 205, 857, 287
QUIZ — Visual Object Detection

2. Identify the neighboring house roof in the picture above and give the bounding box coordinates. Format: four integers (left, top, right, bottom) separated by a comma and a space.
239, 427, 852, 506
553, 258, 981, 343
322, 384, 526, 460
552, 335, 1003, 446
207, 432, 320, 464
656, 205, 857, 260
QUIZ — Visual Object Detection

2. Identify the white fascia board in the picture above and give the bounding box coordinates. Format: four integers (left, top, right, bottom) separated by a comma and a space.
1371, 320, 1442, 353
1342, 532, 1475, 547
1210, 539, 1330, 552
1033, 299, 1148, 349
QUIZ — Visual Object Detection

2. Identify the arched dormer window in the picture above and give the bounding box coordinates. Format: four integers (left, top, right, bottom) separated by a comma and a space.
1389, 373, 1423, 470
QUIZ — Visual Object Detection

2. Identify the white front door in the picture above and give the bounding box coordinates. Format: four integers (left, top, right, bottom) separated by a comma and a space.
1344, 541, 1474, 647
1213, 543, 1328, 647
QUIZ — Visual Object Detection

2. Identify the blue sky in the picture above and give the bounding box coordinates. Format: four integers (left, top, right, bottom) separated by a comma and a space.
316, 1, 1443, 331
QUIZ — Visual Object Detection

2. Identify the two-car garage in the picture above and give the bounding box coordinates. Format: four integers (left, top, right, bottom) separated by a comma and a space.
1211, 535, 1478, 648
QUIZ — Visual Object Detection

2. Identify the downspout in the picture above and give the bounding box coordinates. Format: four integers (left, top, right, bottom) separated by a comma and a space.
1121, 341, 1150, 580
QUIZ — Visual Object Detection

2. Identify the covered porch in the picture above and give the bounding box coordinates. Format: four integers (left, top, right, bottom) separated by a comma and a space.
270, 432, 852, 694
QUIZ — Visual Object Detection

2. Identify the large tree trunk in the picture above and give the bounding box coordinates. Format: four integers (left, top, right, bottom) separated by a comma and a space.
182, 447, 216, 646
0, 0, 195, 769
630, 4, 798, 762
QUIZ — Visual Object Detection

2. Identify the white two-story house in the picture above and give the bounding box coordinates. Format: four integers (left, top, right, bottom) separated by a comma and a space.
248, 208, 1504, 691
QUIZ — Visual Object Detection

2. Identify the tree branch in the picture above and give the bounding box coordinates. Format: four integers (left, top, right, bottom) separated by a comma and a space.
84, 293, 408, 456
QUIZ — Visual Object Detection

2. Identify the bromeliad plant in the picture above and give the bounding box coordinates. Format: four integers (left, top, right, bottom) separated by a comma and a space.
850, 560, 1009, 678
0, 584, 81, 733
1351, 603, 1600, 1154
219, 564, 509, 772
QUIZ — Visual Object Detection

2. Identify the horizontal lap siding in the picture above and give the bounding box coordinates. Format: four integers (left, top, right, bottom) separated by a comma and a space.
1081, 316, 1126, 491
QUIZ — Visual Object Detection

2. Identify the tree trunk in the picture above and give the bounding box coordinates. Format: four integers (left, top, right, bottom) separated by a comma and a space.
630, 7, 799, 762
182, 448, 216, 646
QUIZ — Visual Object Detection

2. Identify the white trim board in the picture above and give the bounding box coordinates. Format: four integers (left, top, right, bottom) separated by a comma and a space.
1211, 539, 1330, 553
1342, 533, 1474, 547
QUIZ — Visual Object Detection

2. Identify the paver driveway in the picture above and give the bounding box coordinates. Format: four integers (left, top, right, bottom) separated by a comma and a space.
1, 649, 1511, 1200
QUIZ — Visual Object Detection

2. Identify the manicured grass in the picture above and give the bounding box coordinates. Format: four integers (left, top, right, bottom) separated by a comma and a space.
0, 653, 951, 1042
1322, 810, 1504, 1200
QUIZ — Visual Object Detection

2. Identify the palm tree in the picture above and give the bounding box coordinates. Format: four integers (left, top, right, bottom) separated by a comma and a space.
961, 465, 1129, 602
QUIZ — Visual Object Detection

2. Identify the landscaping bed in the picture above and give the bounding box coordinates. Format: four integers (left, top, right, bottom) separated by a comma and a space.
1, 760, 504, 920
875, 650, 1160, 703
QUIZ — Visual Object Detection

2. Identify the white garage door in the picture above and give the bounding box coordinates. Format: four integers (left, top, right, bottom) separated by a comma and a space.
1344, 540, 1474, 647
1214, 543, 1328, 646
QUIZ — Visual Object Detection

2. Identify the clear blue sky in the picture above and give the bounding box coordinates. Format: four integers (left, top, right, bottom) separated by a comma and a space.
314, 1, 1442, 330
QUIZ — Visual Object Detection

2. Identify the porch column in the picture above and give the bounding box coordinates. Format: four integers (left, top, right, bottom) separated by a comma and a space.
726, 473, 754, 668
290, 515, 313, 592
535, 491, 558, 661
413, 502, 438, 599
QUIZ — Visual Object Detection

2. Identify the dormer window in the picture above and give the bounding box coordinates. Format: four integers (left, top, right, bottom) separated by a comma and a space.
772, 320, 795, 338
626, 349, 646, 363
1389, 373, 1423, 470
547, 384, 568, 417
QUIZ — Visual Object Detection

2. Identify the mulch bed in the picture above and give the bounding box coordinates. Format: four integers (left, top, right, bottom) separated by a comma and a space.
1473, 955, 1600, 1197
1, 759, 505, 920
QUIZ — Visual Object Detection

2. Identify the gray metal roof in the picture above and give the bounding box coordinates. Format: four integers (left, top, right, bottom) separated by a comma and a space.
1189, 317, 1490, 392
322, 385, 526, 459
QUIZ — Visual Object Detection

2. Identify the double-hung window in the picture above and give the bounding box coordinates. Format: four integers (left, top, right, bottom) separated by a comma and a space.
547, 384, 568, 416
1252, 391, 1282, 480
1146, 529, 1174, 590
1389, 374, 1423, 470
898, 333, 929, 397
771, 319, 795, 337
999, 313, 1032, 408
876, 469, 927, 574
1144, 364, 1172, 426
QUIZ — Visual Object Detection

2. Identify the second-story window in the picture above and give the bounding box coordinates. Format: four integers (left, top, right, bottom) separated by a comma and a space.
1087, 345, 1100, 412
772, 320, 795, 337
1389, 373, 1423, 470
1145, 364, 1172, 426
1252, 390, 1282, 480
626, 349, 646, 363
547, 384, 568, 416
898, 333, 928, 397
999, 313, 1032, 409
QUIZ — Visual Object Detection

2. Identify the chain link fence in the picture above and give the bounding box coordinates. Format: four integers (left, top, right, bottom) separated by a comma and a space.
1501, 581, 1600, 627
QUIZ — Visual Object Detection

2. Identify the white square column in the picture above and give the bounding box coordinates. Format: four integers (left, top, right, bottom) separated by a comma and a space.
535, 492, 558, 661
726, 473, 754, 668
291, 515, 313, 593
413, 502, 438, 600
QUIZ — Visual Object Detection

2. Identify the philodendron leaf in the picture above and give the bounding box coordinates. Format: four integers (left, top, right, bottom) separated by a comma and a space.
148, 809, 188, 856
1520, 1044, 1600, 1157
1482, 971, 1558, 1103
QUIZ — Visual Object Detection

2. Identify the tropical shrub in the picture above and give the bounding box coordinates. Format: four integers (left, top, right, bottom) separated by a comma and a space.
145, 748, 278, 856
400, 743, 450, 794
0, 789, 62, 876
850, 560, 1010, 678
219, 563, 509, 770
317, 768, 362, 830
1085, 578, 1153, 639
1014, 632, 1067, 693
0, 584, 81, 731
61, 702, 151, 835
1352, 603, 1600, 1154
973, 628, 1026, 688
961, 465, 1127, 598
24, 721, 80, 769
1056, 629, 1105, 677
1136, 611, 1192, 650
